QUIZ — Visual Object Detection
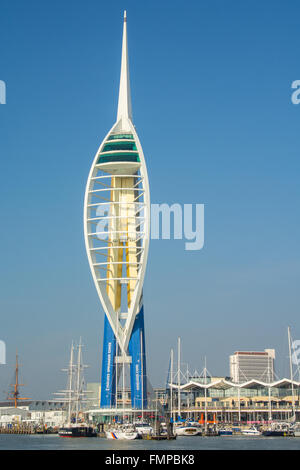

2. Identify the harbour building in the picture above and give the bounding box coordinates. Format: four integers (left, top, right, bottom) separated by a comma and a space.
0, 401, 66, 430
84, 12, 150, 413
229, 350, 275, 384
168, 377, 300, 423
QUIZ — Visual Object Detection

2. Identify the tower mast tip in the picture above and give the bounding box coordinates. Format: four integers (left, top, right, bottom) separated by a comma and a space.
117, 8, 132, 122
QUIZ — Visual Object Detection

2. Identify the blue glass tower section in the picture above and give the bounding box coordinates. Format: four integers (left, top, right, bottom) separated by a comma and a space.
100, 307, 147, 409
129, 306, 147, 409
100, 316, 116, 408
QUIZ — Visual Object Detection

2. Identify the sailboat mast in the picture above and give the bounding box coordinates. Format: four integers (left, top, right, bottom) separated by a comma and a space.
14, 351, 19, 408
75, 339, 82, 424
288, 326, 295, 419
204, 357, 207, 433
177, 337, 181, 419
267, 353, 272, 422
155, 390, 158, 434
67, 342, 74, 425
170, 348, 174, 422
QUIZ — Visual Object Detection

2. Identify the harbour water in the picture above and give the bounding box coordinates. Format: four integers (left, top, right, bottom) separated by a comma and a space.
0, 434, 300, 450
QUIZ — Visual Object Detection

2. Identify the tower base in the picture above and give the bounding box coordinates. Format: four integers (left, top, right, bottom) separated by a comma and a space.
100, 306, 147, 409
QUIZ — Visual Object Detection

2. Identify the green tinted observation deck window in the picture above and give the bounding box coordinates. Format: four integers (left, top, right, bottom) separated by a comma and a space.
102, 142, 137, 152
107, 133, 134, 141
98, 154, 140, 164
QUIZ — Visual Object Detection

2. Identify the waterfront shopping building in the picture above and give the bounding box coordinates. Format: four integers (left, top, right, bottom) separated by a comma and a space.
167, 377, 300, 423
162, 349, 298, 423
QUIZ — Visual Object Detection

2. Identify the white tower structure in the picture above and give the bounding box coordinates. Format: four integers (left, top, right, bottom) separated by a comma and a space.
83, 12, 150, 409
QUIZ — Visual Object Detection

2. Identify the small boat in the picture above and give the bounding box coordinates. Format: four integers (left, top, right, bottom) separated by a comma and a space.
203, 429, 218, 436
218, 428, 233, 436
58, 424, 97, 438
134, 422, 153, 436
262, 430, 287, 437
105, 424, 139, 440
291, 424, 300, 437
175, 425, 200, 436
262, 422, 291, 437
151, 434, 176, 440
152, 422, 176, 439
241, 426, 261, 436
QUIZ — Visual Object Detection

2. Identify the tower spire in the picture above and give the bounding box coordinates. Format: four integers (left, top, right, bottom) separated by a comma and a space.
117, 10, 133, 123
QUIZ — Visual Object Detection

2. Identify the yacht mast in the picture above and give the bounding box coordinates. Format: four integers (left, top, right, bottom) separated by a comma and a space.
267, 355, 272, 422
75, 339, 83, 424
177, 337, 181, 419
67, 342, 74, 425
170, 348, 174, 422
288, 326, 295, 420
204, 357, 207, 434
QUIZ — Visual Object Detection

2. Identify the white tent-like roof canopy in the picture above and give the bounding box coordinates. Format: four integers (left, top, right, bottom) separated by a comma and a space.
169, 378, 300, 391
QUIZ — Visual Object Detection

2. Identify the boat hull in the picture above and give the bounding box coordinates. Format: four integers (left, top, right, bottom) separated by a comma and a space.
135, 424, 153, 436
242, 431, 261, 436
58, 426, 97, 438
218, 430, 233, 436
106, 430, 139, 440
176, 427, 200, 436
262, 431, 288, 437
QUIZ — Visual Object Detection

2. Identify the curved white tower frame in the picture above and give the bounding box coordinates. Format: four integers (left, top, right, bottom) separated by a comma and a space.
83, 12, 150, 409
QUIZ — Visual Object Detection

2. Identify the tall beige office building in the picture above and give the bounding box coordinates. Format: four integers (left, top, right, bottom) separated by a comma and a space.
230, 349, 275, 383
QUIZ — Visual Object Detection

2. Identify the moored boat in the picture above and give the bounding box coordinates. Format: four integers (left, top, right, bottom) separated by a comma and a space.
262, 430, 287, 437
175, 425, 200, 436
105, 424, 139, 440
218, 428, 233, 436
58, 424, 97, 438
134, 422, 153, 436
291, 424, 300, 437
57, 340, 97, 438
262, 422, 292, 437
241, 426, 261, 436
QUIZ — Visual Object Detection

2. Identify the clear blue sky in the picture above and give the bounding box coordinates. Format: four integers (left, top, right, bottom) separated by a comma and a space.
0, 0, 300, 398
